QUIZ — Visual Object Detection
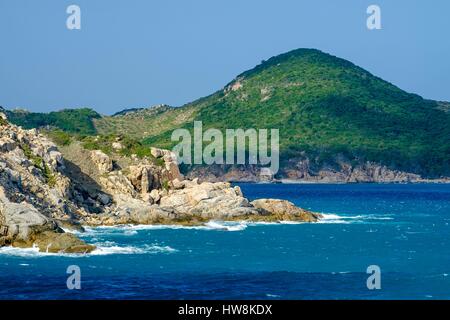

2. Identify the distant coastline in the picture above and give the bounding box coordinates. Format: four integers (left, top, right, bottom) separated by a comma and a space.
233, 179, 450, 185
277, 179, 450, 184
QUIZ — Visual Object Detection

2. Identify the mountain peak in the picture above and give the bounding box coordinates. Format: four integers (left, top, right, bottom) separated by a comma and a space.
234, 48, 359, 82
3, 48, 450, 178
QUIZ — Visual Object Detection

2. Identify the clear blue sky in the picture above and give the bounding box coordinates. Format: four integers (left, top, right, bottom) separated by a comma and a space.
0, 0, 449, 114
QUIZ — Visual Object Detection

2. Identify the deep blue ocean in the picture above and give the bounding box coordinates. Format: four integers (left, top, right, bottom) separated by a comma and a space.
1, 183, 449, 300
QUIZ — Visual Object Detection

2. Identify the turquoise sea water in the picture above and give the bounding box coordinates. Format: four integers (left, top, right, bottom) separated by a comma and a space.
0, 183, 449, 299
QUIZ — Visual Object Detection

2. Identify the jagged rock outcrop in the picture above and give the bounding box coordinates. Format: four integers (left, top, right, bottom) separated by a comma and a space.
185, 158, 440, 183
0, 114, 94, 252
92, 148, 183, 204
1, 114, 321, 253
150, 147, 183, 181
90, 150, 113, 174
159, 181, 256, 218
33, 231, 95, 253
282, 159, 423, 183
251, 199, 322, 222
128, 165, 157, 195
0, 186, 57, 245
74, 148, 321, 225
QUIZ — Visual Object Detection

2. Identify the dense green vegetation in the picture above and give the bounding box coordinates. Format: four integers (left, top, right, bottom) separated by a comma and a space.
5, 108, 100, 135
80, 134, 164, 166
93, 104, 190, 139
80, 134, 152, 157
4, 49, 450, 177
43, 129, 73, 146
143, 49, 450, 177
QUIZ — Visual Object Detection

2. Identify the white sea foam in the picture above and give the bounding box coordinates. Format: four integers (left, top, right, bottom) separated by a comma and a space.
81, 220, 309, 233
203, 221, 248, 231
318, 213, 393, 224
81, 221, 249, 233
317, 213, 355, 224
0, 212, 392, 258
76, 213, 390, 234
0, 245, 80, 258
90, 242, 177, 256
279, 220, 306, 225
0, 242, 177, 258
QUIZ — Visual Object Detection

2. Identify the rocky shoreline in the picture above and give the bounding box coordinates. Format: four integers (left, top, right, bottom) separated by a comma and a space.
185, 163, 450, 184
0, 113, 321, 253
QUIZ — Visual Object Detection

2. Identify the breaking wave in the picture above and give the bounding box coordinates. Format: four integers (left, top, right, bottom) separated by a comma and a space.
74, 212, 392, 236
0, 242, 177, 258
80, 220, 303, 234
318, 213, 393, 224
90, 242, 177, 256
80, 221, 250, 234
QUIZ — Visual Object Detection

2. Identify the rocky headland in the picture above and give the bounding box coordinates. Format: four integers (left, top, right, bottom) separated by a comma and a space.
184, 161, 450, 184
0, 113, 321, 253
